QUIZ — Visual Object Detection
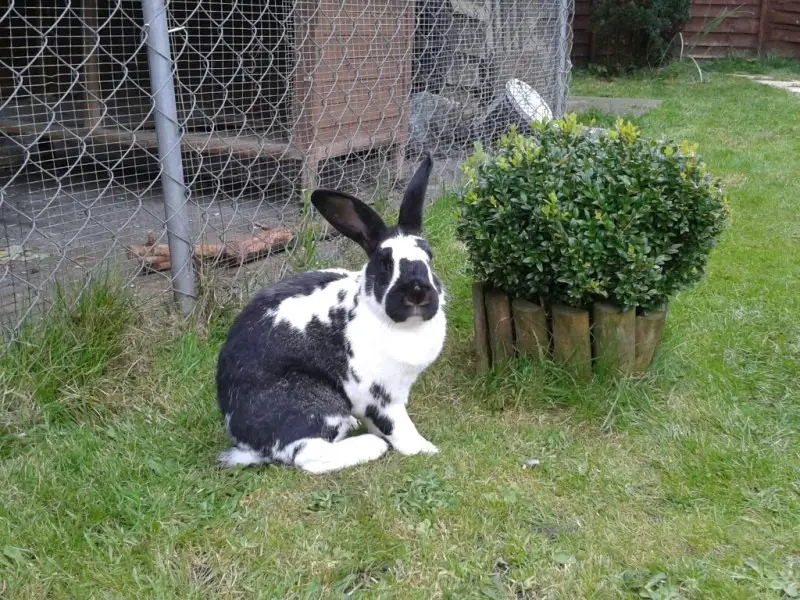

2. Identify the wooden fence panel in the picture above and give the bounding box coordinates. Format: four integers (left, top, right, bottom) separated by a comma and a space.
571, 0, 593, 64
685, 0, 762, 57
766, 1, 800, 54
570, 0, 800, 63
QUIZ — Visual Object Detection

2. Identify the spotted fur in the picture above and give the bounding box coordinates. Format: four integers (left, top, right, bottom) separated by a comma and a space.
216, 153, 446, 473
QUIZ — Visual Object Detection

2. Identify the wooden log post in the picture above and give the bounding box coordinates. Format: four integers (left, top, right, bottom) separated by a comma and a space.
390, 143, 406, 184
484, 288, 514, 366
634, 308, 667, 374
472, 282, 491, 373
512, 298, 549, 361
300, 156, 320, 196
82, 0, 103, 129
592, 302, 636, 376
551, 304, 592, 379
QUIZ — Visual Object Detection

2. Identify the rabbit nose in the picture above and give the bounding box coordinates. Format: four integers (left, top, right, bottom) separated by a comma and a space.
404, 283, 431, 306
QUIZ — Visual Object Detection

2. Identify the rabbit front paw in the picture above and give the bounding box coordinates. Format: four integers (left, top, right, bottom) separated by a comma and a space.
392, 435, 439, 456
363, 404, 438, 457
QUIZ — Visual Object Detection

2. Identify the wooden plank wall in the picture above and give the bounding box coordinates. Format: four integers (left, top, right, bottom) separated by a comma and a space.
767, 0, 800, 56
304, 0, 412, 152
572, 0, 594, 64
685, 0, 764, 57
571, 0, 800, 63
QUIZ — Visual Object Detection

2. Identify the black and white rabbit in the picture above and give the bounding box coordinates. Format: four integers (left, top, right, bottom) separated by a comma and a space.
216, 153, 446, 473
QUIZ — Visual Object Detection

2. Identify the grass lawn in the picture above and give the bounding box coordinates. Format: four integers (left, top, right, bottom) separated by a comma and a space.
2, 61, 799, 599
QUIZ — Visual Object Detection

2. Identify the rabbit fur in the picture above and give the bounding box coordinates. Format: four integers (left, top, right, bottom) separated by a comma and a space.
216, 154, 446, 474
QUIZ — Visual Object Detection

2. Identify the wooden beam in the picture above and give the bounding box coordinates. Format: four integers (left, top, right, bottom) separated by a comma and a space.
588, 0, 597, 64
0, 121, 300, 160
82, 0, 103, 129
758, 0, 771, 55
291, 2, 317, 154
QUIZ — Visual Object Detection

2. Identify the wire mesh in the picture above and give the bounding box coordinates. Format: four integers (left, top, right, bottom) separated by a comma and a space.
0, 0, 573, 340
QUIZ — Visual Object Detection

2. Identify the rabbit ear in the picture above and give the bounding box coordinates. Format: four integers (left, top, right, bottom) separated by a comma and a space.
398, 152, 433, 235
310, 189, 388, 254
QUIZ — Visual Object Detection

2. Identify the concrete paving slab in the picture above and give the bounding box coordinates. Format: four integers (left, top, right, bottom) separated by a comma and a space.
566, 96, 663, 116
733, 74, 800, 96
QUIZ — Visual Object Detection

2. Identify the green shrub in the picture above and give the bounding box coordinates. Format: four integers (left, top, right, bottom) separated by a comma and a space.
590, 0, 691, 71
455, 115, 729, 311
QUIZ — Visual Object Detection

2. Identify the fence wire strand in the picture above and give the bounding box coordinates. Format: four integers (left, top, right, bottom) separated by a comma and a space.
0, 0, 573, 340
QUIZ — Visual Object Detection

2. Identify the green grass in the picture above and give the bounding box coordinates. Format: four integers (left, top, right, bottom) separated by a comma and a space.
2, 60, 800, 598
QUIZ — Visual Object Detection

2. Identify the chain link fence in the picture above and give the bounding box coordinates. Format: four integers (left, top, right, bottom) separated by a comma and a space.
0, 0, 573, 340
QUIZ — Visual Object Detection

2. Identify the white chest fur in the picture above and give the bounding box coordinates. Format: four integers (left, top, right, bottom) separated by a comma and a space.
344, 291, 446, 414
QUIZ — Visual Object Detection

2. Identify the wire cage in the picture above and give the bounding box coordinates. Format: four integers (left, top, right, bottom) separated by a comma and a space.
0, 0, 572, 338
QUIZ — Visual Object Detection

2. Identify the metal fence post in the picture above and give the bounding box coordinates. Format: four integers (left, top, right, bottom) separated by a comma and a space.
554, 0, 573, 117
141, 0, 196, 316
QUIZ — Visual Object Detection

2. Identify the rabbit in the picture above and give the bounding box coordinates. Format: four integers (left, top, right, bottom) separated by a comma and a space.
215, 153, 446, 474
